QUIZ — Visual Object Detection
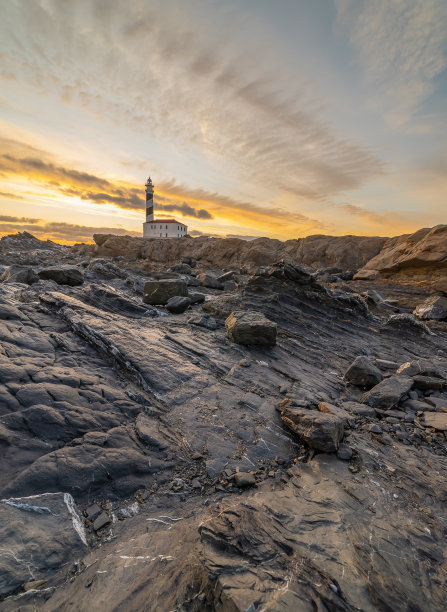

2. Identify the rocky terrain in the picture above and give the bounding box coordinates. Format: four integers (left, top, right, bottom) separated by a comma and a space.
0, 228, 446, 611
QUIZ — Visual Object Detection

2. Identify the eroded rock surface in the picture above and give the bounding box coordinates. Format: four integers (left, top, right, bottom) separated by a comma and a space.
0, 231, 446, 611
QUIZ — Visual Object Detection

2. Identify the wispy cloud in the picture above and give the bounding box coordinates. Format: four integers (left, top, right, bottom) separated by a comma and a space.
335, 0, 447, 127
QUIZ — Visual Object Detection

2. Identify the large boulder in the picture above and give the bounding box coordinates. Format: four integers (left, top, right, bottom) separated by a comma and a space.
225, 310, 277, 346
355, 225, 447, 286
344, 356, 383, 389
362, 376, 413, 409
38, 267, 84, 286
143, 279, 188, 305
413, 295, 447, 321
0, 492, 87, 596
280, 406, 344, 452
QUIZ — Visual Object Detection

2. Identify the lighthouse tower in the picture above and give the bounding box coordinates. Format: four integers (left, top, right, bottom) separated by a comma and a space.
145, 176, 154, 222
142, 175, 188, 238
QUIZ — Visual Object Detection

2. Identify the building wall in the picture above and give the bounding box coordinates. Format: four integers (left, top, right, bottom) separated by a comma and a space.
143, 222, 188, 238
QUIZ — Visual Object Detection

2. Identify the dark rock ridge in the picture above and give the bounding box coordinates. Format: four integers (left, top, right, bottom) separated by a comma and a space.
0, 230, 446, 611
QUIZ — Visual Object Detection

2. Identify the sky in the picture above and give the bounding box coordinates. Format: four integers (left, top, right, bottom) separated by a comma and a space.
0, 0, 446, 244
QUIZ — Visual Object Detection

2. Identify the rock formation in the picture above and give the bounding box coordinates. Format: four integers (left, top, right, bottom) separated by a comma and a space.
0, 229, 446, 611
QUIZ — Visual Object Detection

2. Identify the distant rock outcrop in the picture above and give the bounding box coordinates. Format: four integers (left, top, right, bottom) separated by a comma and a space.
355, 225, 447, 292
92, 233, 387, 271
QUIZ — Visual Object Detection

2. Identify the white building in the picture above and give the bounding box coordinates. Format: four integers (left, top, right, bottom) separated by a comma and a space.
142, 176, 188, 238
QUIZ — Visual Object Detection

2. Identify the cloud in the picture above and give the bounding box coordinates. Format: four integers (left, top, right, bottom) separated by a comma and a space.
335, 0, 447, 126
0, 191, 24, 200
0, 0, 386, 207
0, 218, 140, 244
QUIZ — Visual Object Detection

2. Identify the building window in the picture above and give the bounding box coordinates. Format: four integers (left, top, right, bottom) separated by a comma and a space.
160, 233, 162, 237
165, 233, 167, 237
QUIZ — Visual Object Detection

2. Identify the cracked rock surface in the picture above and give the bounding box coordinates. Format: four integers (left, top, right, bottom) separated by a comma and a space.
0, 233, 446, 611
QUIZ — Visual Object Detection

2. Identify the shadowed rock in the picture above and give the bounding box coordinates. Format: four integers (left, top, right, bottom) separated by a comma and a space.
143, 279, 188, 305
362, 376, 413, 409
344, 356, 383, 388
225, 310, 277, 346
280, 406, 344, 452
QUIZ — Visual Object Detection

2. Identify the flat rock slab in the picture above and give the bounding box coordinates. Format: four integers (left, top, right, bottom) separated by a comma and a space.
423, 412, 447, 431
0, 492, 87, 596
143, 279, 187, 305
362, 376, 413, 409
225, 310, 277, 346
38, 267, 84, 286
281, 406, 344, 452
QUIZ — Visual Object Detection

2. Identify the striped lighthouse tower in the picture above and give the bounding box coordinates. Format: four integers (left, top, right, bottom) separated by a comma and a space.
145, 176, 154, 222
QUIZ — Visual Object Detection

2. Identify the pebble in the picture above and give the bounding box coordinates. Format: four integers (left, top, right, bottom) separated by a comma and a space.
234, 472, 256, 488
369, 424, 382, 434
93, 512, 111, 531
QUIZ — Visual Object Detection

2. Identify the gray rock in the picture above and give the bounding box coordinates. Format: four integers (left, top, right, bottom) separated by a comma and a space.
413, 295, 447, 321
187, 314, 217, 330
281, 407, 344, 452
38, 267, 84, 286
234, 472, 256, 488
85, 503, 102, 522
225, 310, 277, 347
318, 401, 355, 427
166, 296, 191, 314
93, 511, 111, 531
188, 292, 205, 304
362, 376, 413, 409
369, 424, 382, 434
412, 376, 447, 391
344, 356, 383, 389
337, 445, 353, 460
0, 492, 87, 596
1, 266, 39, 285
196, 273, 223, 289
342, 401, 377, 418
143, 279, 188, 305
396, 360, 445, 379
135, 413, 167, 449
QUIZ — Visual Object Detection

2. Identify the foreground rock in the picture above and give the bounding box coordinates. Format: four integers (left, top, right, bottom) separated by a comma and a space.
0, 492, 87, 596
143, 279, 187, 305
225, 310, 277, 346
362, 376, 413, 409
280, 405, 344, 452
38, 267, 84, 286
344, 355, 383, 388
414, 295, 447, 321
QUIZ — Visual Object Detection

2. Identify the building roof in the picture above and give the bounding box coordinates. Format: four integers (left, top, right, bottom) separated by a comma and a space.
145, 219, 187, 225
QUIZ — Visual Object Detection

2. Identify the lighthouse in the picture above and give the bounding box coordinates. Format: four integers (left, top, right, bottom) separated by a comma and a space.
142, 176, 188, 239
145, 176, 154, 222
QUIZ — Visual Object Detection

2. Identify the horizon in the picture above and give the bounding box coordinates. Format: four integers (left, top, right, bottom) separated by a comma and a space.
0, 0, 446, 244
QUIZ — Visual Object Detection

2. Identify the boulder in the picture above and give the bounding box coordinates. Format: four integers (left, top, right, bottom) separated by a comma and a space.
0, 492, 87, 596
166, 296, 192, 314
234, 472, 256, 488
413, 295, 447, 321
225, 310, 277, 346
362, 376, 413, 409
280, 407, 344, 452
169, 263, 192, 274
143, 279, 188, 305
344, 356, 383, 389
38, 267, 84, 286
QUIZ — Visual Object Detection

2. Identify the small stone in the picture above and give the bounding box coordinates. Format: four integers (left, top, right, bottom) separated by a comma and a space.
234, 472, 256, 488
93, 512, 111, 531
369, 424, 382, 434
191, 478, 202, 489
166, 296, 191, 314
239, 359, 251, 367
337, 445, 353, 460
345, 356, 383, 388
85, 504, 102, 522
